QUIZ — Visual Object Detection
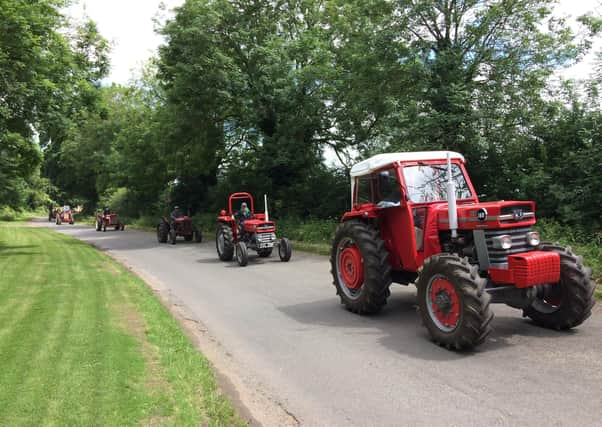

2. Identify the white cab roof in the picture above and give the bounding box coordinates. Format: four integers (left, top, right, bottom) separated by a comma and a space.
350, 151, 465, 177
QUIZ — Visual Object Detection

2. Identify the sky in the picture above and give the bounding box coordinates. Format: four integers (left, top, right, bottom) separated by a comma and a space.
65, 0, 601, 84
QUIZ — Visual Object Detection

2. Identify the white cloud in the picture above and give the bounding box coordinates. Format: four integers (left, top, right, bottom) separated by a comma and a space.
64, 0, 184, 84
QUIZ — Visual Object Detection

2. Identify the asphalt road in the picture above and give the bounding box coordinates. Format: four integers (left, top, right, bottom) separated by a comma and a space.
43, 221, 602, 427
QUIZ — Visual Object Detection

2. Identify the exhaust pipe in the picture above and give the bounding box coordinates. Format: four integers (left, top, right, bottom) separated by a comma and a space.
446, 152, 458, 239
264, 194, 269, 222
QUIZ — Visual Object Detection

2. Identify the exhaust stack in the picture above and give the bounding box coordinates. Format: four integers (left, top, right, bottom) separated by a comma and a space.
446, 152, 458, 239
264, 194, 269, 222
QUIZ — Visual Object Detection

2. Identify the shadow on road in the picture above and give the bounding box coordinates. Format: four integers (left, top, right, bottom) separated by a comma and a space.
278, 287, 573, 361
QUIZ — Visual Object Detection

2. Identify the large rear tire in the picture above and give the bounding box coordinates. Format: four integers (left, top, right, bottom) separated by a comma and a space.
416, 254, 493, 350
157, 221, 168, 243
236, 242, 248, 267
330, 221, 391, 314
524, 243, 595, 330
216, 224, 234, 261
95, 219, 102, 232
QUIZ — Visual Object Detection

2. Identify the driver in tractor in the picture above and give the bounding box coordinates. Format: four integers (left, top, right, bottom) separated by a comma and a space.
235, 202, 254, 236
170, 206, 184, 225
103, 207, 111, 216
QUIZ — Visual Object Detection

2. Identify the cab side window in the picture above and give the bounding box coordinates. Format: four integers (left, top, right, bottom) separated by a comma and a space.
356, 175, 373, 204
375, 168, 401, 205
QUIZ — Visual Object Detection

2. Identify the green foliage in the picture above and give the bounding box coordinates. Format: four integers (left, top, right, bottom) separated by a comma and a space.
0, 0, 109, 211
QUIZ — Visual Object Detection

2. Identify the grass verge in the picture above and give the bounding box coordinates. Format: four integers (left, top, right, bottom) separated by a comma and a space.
0, 222, 245, 426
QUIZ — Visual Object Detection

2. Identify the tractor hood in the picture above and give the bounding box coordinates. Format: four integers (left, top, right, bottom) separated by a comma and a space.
242, 219, 276, 233
436, 200, 536, 230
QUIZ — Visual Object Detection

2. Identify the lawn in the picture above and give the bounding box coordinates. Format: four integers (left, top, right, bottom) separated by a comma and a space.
0, 222, 245, 426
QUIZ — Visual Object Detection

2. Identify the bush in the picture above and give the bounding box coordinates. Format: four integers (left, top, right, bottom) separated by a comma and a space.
0, 207, 19, 221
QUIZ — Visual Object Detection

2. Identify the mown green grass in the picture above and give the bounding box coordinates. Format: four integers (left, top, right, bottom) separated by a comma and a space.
0, 222, 245, 426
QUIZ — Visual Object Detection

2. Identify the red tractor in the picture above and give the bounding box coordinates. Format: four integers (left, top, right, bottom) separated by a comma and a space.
157, 215, 202, 245
331, 151, 595, 350
55, 206, 74, 225
216, 192, 292, 266
95, 211, 125, 232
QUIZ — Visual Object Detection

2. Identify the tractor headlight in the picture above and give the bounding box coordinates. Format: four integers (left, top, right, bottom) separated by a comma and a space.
492, 234, 512, 250
526, 232, 540, 247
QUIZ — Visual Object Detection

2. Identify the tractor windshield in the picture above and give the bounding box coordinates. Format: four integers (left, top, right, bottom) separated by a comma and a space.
402, 164, 472, 203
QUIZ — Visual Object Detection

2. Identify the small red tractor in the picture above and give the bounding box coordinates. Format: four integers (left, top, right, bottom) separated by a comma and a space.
157, 215, 202, 245
55, 206, 74, 225
331, 151, 595, 350
95, 211, 125, 232
216, 192, 292, 266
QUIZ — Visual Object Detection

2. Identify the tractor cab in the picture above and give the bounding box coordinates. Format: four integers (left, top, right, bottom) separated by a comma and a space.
331, 151, 595, 351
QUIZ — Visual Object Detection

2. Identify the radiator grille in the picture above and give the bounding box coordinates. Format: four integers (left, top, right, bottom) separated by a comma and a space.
485, 226, 533, 267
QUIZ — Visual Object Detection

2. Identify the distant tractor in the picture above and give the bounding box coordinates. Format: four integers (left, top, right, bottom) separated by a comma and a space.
331, 151, 595, 350
55, 206, 74, 225
157, 214, 202, 245
216, 192, 292, 266
96, 211, 125, 232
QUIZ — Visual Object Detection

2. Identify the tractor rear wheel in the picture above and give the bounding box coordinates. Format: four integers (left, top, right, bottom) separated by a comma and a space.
278, 238, 292, 262
524, 243, 595, 330
330, 221, 391, 314
157, 222, 168, 243
417, 254, 493, 350
216, 224, 234, 261
95, 219, 101, 232
236, 242, 248, 267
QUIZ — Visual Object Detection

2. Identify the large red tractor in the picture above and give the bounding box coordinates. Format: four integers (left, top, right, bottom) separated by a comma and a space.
95, 211, 125, 232
157, 215, 202, 245
216, 192, 292, 266
331, 151, 595, 350
55, 206, 74, 225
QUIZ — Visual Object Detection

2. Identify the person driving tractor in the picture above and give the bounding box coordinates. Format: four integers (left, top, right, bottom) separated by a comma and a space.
103, 207, 111, 215
235, 202, 253, 234
170, 206, 184, 221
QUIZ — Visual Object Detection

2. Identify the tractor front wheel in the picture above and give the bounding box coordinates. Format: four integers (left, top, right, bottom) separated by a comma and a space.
278, 238, 292, 262
236, 242, 248, 267
330, 221, 391, 314
170, 228, 177, 245
417, 254, 493, 350
157, 222, 169, 243
194, 228, 203, 243
524, 243, 595, 330
216, 224, 234, 261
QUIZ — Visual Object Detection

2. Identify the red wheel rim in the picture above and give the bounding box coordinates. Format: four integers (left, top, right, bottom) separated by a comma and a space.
429, 278, 460, 330
339, 246, 364, 290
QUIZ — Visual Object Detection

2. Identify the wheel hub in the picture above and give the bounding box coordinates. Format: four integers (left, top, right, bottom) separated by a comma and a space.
339, 246, 364, 290
429, 278, 460, 330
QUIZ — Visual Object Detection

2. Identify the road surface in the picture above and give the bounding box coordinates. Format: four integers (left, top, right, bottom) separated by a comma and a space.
42, 220, 602, 427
